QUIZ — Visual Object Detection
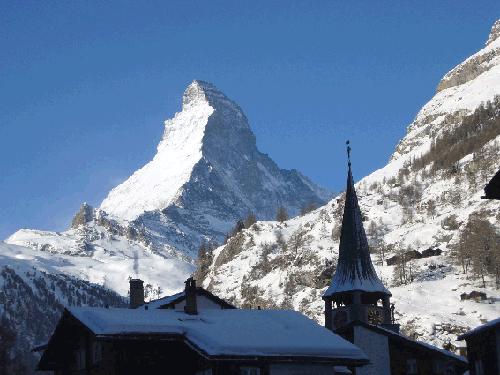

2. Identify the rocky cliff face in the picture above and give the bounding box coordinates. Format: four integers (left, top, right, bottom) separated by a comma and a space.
392, 22, 500, 163
436, 20, 500, 93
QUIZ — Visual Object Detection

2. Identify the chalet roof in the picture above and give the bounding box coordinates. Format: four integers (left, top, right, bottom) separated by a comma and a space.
324, 164, 391, 297
458, 317, 500, 341
334, 320, 468, 365
140, 287, 236, 310
66, 306, 369, 362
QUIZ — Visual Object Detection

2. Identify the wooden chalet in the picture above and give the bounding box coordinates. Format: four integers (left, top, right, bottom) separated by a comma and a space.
458, 317, 500, 375
35, 278, 370, 374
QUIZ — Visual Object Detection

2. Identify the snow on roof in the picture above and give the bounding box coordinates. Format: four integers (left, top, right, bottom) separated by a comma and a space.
458, 316, 500, 340
31, 341, 49, 352
334, 366, 352, 373
68, 306, 369, 361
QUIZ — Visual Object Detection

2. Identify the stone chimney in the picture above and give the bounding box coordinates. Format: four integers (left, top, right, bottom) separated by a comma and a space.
129, 279, 144, 309
184, 277, 198, 315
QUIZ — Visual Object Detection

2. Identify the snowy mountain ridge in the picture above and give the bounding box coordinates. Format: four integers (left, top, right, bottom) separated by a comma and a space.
100, 81, 217, 221
101, 80, 332, 224
8, 80, 334, 262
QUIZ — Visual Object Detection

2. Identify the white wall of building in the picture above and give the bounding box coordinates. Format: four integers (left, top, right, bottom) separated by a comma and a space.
354, 326, 391, 375
175, 295, 223, 309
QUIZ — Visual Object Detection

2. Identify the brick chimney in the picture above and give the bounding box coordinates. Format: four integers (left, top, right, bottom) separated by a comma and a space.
129, 279, 144, 309
184, 278, 198, 315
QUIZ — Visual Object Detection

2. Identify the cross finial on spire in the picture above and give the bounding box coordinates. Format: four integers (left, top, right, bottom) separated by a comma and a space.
346, 140, 351, 167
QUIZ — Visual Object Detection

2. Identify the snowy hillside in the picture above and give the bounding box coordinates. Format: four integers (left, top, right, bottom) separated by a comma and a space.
199, 19, 500, 351
0, 241, 128, 371
5, 214, 194, 298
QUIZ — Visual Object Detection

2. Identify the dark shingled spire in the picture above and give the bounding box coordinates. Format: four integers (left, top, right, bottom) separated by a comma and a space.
324, 144, 390, 297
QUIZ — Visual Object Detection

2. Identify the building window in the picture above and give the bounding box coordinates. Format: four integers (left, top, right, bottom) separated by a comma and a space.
240, 367, 260, 375
75, 349, 85, 370
475, 358, 485, 375
406, 359, 417, 374
92, 341, 102, 363
433, 359, 447, 373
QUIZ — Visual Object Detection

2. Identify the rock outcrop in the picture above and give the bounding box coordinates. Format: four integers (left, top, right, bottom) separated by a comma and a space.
436, 20, 500, 93
486, 19, 500, 47
71, 202, 94, 229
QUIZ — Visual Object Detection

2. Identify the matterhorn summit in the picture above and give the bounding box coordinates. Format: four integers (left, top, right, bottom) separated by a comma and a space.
98, 80, 333, 255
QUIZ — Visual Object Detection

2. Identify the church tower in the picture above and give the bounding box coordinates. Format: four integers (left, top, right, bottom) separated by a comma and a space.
323, 142, 397, 332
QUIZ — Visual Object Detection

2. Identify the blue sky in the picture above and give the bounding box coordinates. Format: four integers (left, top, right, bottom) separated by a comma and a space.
1, 1, 499, 240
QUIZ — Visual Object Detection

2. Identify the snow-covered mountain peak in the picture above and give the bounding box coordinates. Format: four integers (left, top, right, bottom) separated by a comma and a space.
97, 80, 333, 255
183, 80, 231, 109
486, 19, 500, 47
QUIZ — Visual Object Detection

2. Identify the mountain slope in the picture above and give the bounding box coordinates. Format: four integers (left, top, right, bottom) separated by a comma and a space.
0, 241, 129, 372
198, 19, 500, 352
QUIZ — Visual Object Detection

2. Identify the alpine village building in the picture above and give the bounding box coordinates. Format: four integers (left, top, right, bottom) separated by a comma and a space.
322, 145, 468, 375
35, 278, 370, 374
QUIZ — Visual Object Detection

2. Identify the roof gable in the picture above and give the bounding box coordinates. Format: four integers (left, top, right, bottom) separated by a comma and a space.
141, 287, 236, 310
458, 317, 500, 340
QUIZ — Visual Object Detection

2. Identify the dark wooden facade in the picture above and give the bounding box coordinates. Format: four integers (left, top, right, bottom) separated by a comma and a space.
459, 319, 500, 375
37, 309, 367, 374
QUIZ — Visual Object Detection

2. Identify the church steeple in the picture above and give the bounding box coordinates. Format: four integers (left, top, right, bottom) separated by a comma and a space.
323, 142, 395, 331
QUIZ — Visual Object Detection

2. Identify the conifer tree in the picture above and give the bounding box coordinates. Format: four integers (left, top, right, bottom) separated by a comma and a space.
276, 206, 288, 223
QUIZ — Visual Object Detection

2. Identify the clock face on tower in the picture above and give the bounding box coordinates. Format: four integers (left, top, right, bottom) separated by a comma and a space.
333, 311, 348, 329
368, 309, 383, 325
